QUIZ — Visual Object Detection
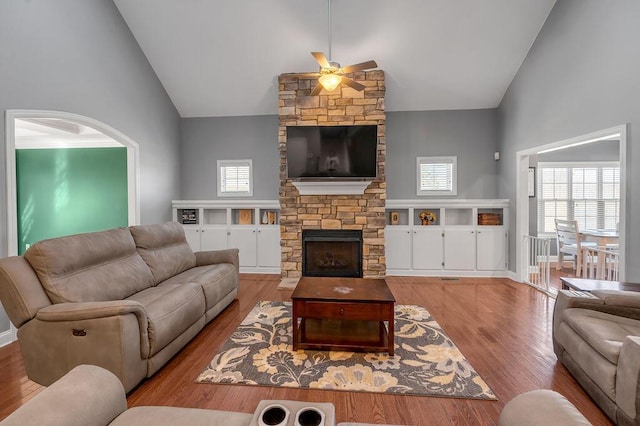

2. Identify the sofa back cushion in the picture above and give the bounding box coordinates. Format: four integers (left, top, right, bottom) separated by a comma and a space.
129, 222, 196, 284
24, 228, 155, 303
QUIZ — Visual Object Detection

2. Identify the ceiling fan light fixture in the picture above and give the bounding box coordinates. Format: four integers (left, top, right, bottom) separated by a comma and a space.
318, 73, 342, 91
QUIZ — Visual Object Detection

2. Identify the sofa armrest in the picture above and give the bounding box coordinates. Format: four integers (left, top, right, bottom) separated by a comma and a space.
616, 336, 640, 421
0, 364, 126, 426
553, 290, 604, 347
592, 289, 640, 308
37, 300, 147, 327
36, 300, 150, 358
196, 248, 239, 270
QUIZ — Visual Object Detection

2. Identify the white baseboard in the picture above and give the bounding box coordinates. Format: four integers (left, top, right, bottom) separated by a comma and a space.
385, 269, 511, 278
0, 326, 17, 348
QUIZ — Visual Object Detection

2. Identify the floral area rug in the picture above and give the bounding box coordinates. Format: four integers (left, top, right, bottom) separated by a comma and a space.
196, 301, 496, 399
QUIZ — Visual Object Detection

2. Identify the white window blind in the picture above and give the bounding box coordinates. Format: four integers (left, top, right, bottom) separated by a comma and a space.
416, 156, 457, 196
537, 162, 619, 235
217, 159, 253, 196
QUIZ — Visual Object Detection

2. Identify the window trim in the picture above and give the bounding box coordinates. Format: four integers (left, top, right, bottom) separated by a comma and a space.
416, 156, 457, 196
217, 159, 253, 197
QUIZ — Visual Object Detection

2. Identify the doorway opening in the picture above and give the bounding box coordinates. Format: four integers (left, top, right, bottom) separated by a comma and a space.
516, 125, 627, 293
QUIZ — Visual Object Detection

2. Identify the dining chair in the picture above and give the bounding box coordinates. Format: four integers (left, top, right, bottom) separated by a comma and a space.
554, 219, 596, 277
582, 246, 620, 281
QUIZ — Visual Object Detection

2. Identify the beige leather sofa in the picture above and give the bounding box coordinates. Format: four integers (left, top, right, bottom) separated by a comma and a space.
1, 364, 591, 426
0, 222, 239, 392
553, 289, 640, 425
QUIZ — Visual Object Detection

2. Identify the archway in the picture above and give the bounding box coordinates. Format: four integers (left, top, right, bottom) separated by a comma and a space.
5, 110, 140, 257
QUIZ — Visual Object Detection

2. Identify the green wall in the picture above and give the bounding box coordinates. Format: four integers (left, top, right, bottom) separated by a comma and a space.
16, 148, 128, 255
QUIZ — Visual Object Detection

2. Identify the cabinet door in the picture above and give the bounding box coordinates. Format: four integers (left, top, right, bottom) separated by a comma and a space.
200, 227, 228, 251
228, 228, 258, 267
385, 228, 412, 270
412, 228, 444, 270
443, 229, 476, 270
182, 227, 201, 252
476, 228, 507, 271
257, 228, 281, 267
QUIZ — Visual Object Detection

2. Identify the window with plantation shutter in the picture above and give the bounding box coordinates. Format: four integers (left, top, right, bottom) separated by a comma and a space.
217, 159, 253, 197
416, 156, 457, 196
537, 162, 619, 236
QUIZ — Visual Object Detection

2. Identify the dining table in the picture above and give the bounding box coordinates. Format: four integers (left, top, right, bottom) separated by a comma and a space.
580, 228, 619, 247
579, 229, 619, 279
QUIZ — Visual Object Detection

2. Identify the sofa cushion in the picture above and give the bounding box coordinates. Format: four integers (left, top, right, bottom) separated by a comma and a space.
24, 228, 155, 303
557, 321, 619, 400
159, 264, 237, 311
563, 308, 640, 364
129, 222, 196, 285
126, 283, 205, 357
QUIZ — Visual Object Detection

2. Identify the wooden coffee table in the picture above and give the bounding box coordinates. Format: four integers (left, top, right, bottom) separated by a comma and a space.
561, 277, 640, 292
291, 277, 396, 355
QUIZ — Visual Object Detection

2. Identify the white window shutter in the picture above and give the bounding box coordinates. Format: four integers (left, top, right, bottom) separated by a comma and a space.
217, 160, 253, 196
416, 156, 457, 196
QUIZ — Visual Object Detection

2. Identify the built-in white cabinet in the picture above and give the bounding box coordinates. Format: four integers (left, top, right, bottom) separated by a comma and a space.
385, 200, 509, 277
172, 200, 280, 273
443, 228, 476, 270
257, 227, 281, 268
385, 227, 412, 270
476, 227, 507, 271
412, 228, 444, 270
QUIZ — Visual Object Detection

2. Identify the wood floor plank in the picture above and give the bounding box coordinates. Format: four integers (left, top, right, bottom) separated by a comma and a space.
0, 274, 613, 424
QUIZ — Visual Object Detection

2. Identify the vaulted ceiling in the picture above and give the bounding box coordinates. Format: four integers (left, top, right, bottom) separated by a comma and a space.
114, 0, 556, 118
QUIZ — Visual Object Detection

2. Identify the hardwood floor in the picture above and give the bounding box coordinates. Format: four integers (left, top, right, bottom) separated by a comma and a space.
0, 274, 613, 425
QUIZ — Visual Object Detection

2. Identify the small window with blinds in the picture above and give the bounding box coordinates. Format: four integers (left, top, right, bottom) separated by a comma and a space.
537, 162, 619, 236
217, 159, 253, 197
416, 156, 457, 196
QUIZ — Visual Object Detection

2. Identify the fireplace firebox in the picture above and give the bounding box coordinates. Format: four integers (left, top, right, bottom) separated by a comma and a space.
302, 230, 363, 277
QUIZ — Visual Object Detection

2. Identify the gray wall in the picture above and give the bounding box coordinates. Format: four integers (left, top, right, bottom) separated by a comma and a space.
180, 110, 500, 201
180, 116, 280, 199
498, 0, 640, 278
386, 110, 499, 199
0, 1, 181, 332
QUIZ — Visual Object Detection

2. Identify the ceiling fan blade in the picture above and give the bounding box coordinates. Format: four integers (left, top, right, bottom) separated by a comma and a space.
341, 77, 365, 91
311, 52, 331, 69
310, 83, 324, 96
290, 72, 321, 77
341, 60, 378, 73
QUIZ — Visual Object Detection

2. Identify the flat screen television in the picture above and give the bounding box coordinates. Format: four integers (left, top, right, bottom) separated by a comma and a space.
286, 125, 378, 180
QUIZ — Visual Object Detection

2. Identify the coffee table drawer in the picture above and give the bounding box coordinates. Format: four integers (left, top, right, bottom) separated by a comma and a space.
301, 301, 389, 320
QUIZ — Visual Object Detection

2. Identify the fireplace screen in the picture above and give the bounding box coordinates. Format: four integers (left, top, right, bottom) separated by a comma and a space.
302, 230, 363, 277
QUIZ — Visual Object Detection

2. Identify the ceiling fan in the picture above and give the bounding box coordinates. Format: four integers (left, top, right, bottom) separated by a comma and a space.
293, 0, 377, 95
301, 52, 378, 95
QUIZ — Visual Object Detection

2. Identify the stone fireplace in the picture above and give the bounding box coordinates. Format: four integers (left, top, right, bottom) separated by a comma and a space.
302, 229, 363, 277
278, 70, 386, 278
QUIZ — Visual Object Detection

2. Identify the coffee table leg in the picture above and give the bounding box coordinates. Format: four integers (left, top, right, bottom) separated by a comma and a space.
388, 306, 394, 356
292, 301, 299, 351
